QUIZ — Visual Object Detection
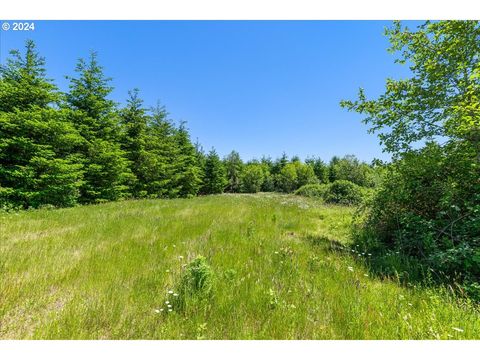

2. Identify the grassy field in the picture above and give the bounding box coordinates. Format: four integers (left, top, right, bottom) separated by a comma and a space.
1, 193, 479, 339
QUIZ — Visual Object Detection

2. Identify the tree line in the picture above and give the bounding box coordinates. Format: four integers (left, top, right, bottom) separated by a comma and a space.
0, 40, 377, 210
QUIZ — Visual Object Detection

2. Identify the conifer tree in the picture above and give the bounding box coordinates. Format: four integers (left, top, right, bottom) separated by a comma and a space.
65, 52, 134, 203
259, 157, 275, 192
143, 103, 177, 197
0, 40, 58, 112
271, 151, 289, 176
0, 40, 84, 208
119, 89, 149, 197
202, 148, 228, 194
172, 122, 202, 197
305, 156, 329, 183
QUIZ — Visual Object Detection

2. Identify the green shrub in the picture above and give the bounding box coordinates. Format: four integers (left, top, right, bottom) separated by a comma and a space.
324, 180, 364, 205
173, 256, 215, 311
353, 142, 480, 298
294, 183, 328, 198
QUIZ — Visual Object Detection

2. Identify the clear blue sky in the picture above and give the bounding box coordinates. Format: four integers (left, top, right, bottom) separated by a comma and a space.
0, 21, 417, 162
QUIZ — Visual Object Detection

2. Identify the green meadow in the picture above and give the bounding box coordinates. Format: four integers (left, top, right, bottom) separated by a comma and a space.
1, 194, 479, 339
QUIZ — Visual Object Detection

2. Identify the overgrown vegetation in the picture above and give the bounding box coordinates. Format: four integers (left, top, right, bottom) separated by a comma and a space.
342, 20, 480, 298
295, 180, 371, 205
1, 20, 479, 339
1, 194, 479, 339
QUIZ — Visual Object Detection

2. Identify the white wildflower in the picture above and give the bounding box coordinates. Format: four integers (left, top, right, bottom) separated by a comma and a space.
168, 290, 174, 294
347, 266, 354, 272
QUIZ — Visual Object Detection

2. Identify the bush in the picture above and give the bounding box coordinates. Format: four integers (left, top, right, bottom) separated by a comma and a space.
173, 256, 215, 311
353, 142, 480, 297
294, 183, 328, 198
324, 180, 364, 205
296, 181, 370, 206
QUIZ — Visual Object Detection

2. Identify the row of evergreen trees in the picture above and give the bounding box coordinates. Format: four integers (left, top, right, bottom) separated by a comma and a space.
0, 40, 376, 209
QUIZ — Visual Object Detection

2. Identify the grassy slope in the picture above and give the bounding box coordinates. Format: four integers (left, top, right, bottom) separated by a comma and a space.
1, 193, 479, 339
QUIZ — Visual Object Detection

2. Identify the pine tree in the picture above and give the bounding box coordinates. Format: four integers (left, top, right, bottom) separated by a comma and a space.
202, 148, 228, 194
0, 40, 84, 209
65, 52, 134, 203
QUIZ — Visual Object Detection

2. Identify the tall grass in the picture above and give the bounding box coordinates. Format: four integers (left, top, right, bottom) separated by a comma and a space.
1, 194, 479, 339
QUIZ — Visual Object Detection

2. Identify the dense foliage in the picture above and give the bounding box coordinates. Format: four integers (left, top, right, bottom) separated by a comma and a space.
295, 180, 370, 205
342, 20, 480, 298
0, 40, 379, 210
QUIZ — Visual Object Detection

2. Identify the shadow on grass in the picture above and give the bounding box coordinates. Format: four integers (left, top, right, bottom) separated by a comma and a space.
302, 233, 478, 301
303, 234, 350, 254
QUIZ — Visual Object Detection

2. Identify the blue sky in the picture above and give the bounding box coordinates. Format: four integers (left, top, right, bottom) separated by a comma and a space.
0, 21, 416, 162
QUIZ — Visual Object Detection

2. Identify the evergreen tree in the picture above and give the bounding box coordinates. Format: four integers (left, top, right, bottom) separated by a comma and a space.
143, 103, 177, 197
0, 40, 84, 209
271, 151, 288, 176
119, 89, 149, 197
172, 122, 202, 197
328, 155, 341, 182
65, 52, 134, 203
202, 148, 228, 194
224, 150, 243, 193
193, 139, 207, 192
305, 156, 329, 183
0, 40, 58, 112
65, 52, 117, 140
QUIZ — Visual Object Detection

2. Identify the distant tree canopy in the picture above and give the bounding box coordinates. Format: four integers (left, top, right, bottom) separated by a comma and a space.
0, 40, 378, 210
